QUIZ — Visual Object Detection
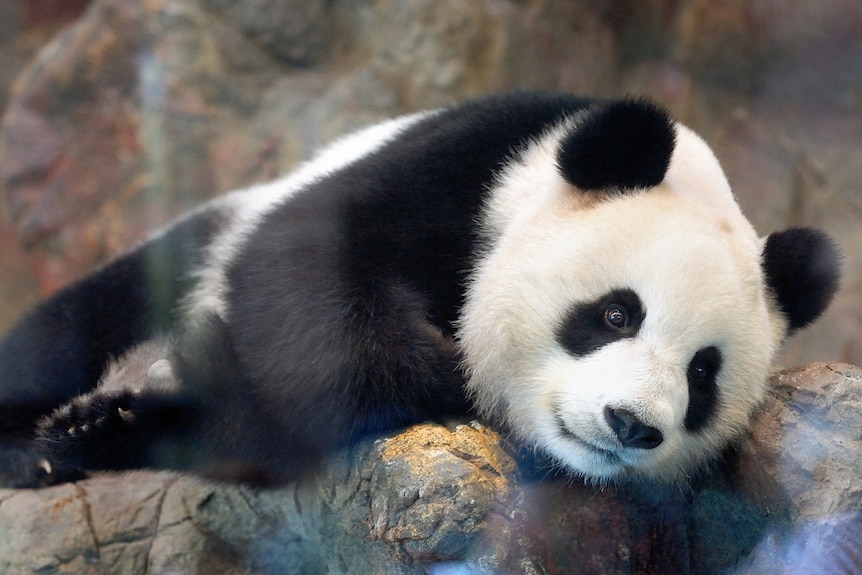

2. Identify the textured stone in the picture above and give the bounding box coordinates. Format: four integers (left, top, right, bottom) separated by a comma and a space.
0, 363, 860, 574
0, 0, 270, 294
0, 0, 859, 371
201, 0, 331, 66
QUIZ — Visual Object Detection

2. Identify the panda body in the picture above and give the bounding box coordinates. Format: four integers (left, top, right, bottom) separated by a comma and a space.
0, 92, 840, 487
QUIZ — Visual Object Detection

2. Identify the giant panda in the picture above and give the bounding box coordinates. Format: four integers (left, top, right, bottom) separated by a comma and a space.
0, 92, 841, 488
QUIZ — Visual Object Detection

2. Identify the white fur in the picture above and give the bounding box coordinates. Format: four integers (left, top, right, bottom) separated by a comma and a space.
459, 120, 781, 483
178, 110, 435, 320
98, 338, 178, 394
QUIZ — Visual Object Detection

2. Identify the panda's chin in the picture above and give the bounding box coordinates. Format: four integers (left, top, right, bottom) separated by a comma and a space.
567, 436, 619, 461
551, 442, 627, 483
551, 413, 678, 482
549, 423, 699, 484
555, 415, 620, 460
549, 416, 629, 480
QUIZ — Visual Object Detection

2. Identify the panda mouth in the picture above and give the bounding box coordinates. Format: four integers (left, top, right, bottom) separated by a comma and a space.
555, 415, 622, 462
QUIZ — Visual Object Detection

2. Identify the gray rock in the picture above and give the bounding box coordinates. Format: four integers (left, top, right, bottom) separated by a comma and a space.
1, 363, 860, 574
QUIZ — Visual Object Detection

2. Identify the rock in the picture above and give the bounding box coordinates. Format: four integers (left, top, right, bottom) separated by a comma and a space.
0, 0, 859, 371
0, 363, 860, 574
200, 0, 331, 66
0, 422, 521, 575
1, 0, 226, 294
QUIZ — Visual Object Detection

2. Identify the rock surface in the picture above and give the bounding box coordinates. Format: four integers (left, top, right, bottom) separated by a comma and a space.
0, 0, 860, 368
1, 362, 860, 575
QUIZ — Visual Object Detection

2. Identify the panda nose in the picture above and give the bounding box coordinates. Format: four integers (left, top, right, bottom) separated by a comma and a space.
604, 406, 664, 449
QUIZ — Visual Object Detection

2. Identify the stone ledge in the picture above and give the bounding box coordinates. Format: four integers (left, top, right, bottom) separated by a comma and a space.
1, 362, 860, 574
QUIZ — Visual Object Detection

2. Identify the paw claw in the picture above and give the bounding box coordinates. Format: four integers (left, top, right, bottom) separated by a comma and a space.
37, 458, 53, 476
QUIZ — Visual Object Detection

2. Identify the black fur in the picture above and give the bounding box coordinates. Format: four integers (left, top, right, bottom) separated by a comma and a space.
763, 227, 842, 331
36, 313, 309, 485
556, 99, 676, 192
221, 93, 599, 447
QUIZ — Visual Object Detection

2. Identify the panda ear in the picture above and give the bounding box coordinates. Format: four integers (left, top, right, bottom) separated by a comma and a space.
762, 227, 842, 331
556, 99, 676, 192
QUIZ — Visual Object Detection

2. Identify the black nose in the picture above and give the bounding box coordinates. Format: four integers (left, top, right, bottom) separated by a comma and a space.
604, 406, 664, 449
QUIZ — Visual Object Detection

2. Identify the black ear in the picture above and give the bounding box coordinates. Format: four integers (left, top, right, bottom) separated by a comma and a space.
762, 227, 842, 331
556, 99, 676, 192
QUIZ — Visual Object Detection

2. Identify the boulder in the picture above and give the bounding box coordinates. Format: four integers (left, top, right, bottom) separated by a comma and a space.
1, 362, 860, 574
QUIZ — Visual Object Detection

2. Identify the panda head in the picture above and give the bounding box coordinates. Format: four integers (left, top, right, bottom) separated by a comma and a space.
458, 99, 841, 484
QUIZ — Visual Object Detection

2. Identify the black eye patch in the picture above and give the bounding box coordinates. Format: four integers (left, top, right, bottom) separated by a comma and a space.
556, 288, 645, 357
684, 346, 722, 432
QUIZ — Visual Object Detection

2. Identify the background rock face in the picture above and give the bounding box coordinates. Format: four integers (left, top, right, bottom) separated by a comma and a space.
0, 0, 859, 367
1, 364, 861, 574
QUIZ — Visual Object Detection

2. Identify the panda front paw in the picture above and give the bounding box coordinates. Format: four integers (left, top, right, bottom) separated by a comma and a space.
37, 389, 199, 474
37, 390, 145, 472
42, 388, 135, 433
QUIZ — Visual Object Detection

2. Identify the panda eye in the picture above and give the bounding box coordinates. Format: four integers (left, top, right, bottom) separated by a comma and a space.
556, 289, 644, 357
604, 304, 629, 329
688, 347, 721, 383
690, 363, 708, 382
685, 346, 722, 432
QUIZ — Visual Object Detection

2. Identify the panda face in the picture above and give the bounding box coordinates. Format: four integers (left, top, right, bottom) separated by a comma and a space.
459, 122, 784, 484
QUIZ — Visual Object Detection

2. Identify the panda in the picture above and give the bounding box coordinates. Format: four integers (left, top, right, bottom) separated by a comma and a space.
0, 92, 841, 488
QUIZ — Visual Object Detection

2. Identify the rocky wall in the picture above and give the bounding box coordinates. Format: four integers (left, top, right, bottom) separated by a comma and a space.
0, 0, 859, 366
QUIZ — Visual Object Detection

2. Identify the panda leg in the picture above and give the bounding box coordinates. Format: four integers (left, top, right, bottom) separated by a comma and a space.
35, 314, 291, 485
